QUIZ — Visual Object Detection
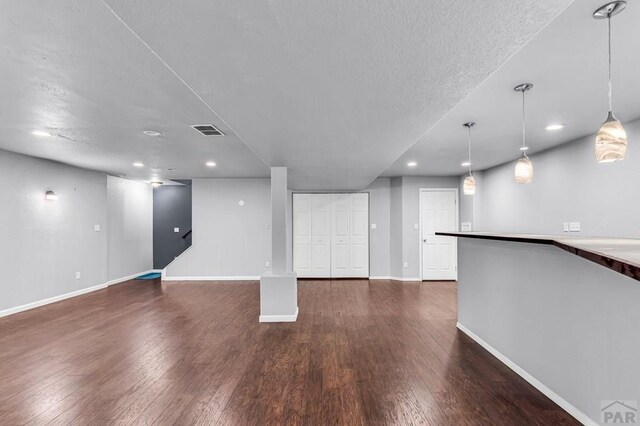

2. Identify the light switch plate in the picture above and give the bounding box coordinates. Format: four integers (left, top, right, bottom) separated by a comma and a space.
403, 262, 408, 268
174, 227, 180, 233
94, 224, 101, 232
265, 261, 270, 267
75, 271, 81, 280
569, 222, 581, 232
413, 223, 419, 230
563, 223, 569, 232
371, 223, 377, 229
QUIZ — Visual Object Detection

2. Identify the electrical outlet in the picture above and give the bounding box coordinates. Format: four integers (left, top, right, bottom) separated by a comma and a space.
403, 262, 408, 268
569, 222, 581, 232
174, 227, 180, 233
461, 222, 472, 232
371, 223, 377, 229
563, 223, 569, 232
75, 271, 81, 280
94, 224, 101, 232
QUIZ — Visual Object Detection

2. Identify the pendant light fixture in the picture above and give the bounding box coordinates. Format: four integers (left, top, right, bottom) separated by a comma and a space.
593, 1, 628, 163
463, 122, 476, 195
514, 83, 533, 184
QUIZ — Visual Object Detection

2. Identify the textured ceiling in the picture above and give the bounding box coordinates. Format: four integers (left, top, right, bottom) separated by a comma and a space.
0, 1, 575, 189
383, 0, 640, 177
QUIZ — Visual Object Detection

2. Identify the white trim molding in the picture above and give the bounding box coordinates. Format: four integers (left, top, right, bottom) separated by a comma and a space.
162, 276, 261, 282
259, 307, 299, 323
0, 270, 157, 319
106, 269, 157, 286
456, 322, 596, 426
0, 283, 108, 319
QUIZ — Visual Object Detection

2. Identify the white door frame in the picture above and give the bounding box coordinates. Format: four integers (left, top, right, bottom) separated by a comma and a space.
418, 188, 459, 281
292, 192, 371, 278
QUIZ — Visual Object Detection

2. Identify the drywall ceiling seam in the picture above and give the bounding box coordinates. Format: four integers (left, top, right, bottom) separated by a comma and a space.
98, 0, 269, 168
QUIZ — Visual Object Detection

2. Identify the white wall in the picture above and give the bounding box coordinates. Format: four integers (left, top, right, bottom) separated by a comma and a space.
107, 175, 153, 280
165, 178, 271, 279
466, 118, 640, 237
0, 150, 153, 314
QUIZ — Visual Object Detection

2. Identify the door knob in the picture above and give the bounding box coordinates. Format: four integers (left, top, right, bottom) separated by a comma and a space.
423, 238, 427, 243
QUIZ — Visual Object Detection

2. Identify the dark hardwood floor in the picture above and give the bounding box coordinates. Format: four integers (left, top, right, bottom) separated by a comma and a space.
0, 279, 578, 425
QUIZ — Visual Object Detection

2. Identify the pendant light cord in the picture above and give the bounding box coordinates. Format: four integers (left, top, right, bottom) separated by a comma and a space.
467, 125, 472, 176
521, 90, 528, 158
608, 15, 613, 112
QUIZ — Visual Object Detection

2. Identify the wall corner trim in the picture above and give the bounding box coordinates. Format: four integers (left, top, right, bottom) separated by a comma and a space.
259, 307, 299, 323
456, 322, 596, 426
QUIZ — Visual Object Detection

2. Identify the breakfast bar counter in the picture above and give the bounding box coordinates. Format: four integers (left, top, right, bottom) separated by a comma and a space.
438, 231, 640, 425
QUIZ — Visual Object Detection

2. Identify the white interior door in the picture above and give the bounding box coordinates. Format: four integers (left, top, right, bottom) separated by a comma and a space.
420, 189, 457, 280
310, 194, 331, 277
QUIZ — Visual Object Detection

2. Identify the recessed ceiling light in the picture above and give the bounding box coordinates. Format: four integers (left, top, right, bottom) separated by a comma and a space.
150, 181, 163, 188
206, 161, 217, 167
461, 161, 471, 167
32, 130, 52, 137
143, 130, 162, 137
133, 162, 144, 168
545, 123, 565, 131
520, 146, 529, 151
407, 161, 417, 167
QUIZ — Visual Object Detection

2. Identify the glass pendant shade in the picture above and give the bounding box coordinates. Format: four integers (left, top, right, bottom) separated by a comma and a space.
595, 111, 627, 163
514, 157, 533, 184
463, 175, 476, 195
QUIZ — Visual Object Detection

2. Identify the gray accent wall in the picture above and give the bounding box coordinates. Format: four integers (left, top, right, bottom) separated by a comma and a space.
466, 117, 640, 237
164, 178, 272, 278
0, 149, 153, 313
153, 183, 192, 269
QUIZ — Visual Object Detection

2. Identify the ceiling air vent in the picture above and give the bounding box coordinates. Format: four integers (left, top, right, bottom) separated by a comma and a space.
191, 124, 224, 136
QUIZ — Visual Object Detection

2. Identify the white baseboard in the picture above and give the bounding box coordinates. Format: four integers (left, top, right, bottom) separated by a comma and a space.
456, 322, 595, 426
0, 269, 156, 319
259, 307, 299, 323
106, 269, 158, 286
387, 276, 422, 282
163, 276, 260, 282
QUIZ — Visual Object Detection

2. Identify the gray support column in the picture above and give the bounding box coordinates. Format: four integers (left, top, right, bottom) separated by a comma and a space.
270, 167, 287, 274
259, 167, 298, 322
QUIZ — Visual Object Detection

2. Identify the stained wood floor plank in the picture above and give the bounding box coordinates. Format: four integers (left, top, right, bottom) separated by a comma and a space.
0, 279, 579, 425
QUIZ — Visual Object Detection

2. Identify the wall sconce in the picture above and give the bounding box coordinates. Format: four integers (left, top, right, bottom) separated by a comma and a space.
45, 191, 59, 201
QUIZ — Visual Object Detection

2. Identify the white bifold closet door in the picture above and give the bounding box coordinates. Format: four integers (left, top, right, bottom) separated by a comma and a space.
293, 194, 331, 277
293, 193, 369, 278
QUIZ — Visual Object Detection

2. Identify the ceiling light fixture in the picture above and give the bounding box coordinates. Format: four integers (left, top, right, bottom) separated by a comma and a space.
206, 161, 217, 167
133, 162, 144, 168
150, 181, 163, 188
514, 83, 534, 184
45, 190, 59, 201
545, 123, 565, 131
142, 130, 162, 137
593, 1, 628, 163
32, 130, 52, 137
462, 122, 476, 196
407, 161, 417, 167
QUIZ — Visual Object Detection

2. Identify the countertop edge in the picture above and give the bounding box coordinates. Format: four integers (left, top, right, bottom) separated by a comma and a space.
436, 232, 640, 282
